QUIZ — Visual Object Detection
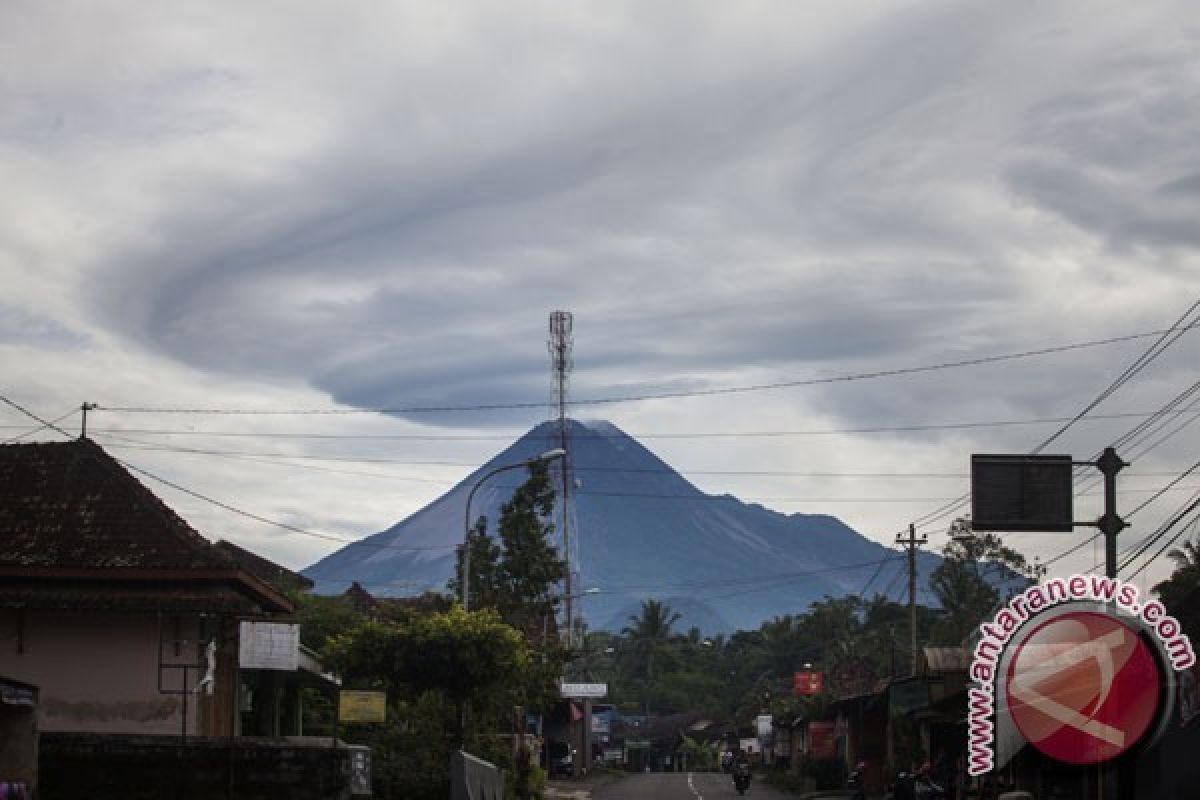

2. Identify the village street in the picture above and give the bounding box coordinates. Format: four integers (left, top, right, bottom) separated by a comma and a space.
548, 771, 809, 800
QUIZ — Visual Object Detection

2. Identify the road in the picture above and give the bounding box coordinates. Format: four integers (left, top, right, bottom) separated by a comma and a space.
585, 771, 801, 800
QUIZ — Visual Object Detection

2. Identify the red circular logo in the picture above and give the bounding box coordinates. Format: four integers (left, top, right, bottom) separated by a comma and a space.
1005, 611, 1160, 765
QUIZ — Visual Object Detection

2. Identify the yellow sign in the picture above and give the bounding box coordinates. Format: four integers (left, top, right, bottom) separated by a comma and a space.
339, 690, 387, 723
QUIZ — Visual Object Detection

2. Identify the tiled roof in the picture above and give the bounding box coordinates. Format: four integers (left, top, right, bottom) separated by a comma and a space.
215, 539, 314, 592
0, 439, 236, 570
0, 580, 270, 614
0, 439, 293, 614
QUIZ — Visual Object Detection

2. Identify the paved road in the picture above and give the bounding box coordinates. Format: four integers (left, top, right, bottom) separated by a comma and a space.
586, 771, 799, 800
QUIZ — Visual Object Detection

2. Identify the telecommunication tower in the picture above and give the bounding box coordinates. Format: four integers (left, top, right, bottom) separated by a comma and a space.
548, 311, 578, 644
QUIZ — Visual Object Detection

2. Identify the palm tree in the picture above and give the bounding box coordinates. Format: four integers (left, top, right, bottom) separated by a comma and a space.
1154, 532, 1200, 641
1167, 538, 1200, 571
621, 599, 681, 714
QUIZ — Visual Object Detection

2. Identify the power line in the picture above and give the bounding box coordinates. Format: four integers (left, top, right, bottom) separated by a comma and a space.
114, 458, 457, 552
1124, 501, 1200, 581
1031, 299, 1200, 454
0, 395, 76, 443
1124, 455, 1200, 518
41, 408, 1200, 443
911, 301, 1200, 537
2, 407, 80, 444
94, 324, 1199, 416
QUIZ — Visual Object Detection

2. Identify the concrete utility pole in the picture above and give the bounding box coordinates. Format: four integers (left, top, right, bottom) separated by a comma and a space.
896, 524, 928, 676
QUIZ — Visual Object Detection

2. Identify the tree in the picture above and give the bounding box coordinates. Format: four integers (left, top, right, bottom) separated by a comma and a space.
1153, 532, 1200, 642
621, 599, 682, 713
930, 532, 1030, 645
326, 606, 532, 746
451, 461, 565, 637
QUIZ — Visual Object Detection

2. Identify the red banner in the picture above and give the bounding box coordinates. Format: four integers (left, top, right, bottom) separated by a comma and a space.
808, 720, 836, 759
793, 670, 824, 696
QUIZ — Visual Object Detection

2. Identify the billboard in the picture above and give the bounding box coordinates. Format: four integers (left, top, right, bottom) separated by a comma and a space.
971, 454, 1074, 532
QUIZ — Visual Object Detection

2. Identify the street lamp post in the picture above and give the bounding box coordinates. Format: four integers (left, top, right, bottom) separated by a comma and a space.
462, 447, 566, 611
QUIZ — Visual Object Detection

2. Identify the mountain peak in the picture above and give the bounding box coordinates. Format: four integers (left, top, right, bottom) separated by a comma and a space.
303, 419, 932, 633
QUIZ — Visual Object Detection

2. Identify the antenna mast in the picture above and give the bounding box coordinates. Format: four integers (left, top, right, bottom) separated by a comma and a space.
548, 311, 576, 645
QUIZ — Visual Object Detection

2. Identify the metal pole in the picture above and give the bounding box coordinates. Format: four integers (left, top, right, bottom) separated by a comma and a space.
1095, 447, 1128, 579
461, 450, 566, 612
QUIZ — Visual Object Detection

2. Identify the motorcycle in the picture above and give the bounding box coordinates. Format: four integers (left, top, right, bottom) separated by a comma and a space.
847, 762, 866, 800
732, 763, 752, 795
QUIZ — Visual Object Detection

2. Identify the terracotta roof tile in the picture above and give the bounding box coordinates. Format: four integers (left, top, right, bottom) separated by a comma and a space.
0, 439, 236, 570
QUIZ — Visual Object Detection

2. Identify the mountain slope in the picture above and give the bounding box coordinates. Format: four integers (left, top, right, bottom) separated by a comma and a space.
303, 419, 941, 633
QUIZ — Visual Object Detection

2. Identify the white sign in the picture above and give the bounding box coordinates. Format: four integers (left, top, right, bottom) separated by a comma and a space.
560, 682, 607, 698
239, 621, 299, 671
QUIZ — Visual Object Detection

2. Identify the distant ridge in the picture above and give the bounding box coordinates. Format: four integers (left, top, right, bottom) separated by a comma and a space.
303, 419, 940, 633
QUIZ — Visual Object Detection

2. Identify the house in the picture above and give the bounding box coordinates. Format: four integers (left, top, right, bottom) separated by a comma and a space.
0, 439, 333, 739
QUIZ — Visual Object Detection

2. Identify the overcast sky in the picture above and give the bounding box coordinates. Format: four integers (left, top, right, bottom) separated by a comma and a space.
3, 1, 1199, 595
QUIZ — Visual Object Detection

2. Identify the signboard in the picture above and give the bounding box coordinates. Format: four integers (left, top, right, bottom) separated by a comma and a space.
339, 690, 387, 723
756, 714, 773, 737
560, 682, 607, 698
966, 574, 1196, 776
971, 454, 1074, 531
793, 670, 824, 696
238, 621, 299, 671
808, 720, 836, 759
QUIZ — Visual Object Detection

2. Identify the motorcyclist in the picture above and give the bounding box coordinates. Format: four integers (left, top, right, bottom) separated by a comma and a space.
847, 761, 866, 800
731, 751, 752, 794
914, 762, 945, 799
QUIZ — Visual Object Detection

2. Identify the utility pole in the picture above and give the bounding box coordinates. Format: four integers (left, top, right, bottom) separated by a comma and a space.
80, 402, 97, 439
896, 524, 927, 676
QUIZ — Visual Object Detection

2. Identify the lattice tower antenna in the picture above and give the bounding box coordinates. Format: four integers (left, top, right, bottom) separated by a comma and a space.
548, 311, 577, 645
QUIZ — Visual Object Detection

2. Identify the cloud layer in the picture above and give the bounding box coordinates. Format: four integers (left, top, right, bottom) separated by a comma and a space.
2, 1, 1199, 589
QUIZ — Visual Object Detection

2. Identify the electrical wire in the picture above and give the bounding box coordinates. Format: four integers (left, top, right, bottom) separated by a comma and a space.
2, 407, 80, 444
908, 299, 1200, 537
94, 324, 1200, 415
1031, 298, 1200, 454
1126, 508, 1200, 581
1117, 491, 1200, 575
62, 409, 1200, 442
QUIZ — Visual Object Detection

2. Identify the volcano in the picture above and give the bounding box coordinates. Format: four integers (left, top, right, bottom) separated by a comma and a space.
303, 419, 940, 633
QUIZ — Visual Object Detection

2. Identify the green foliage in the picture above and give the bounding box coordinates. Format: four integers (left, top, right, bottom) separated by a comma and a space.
929, 532, 1030, 646
1154, 533, 1200, 642
327, 607, 530, 704
452, 461, 566, 636
295, 592, 366, 651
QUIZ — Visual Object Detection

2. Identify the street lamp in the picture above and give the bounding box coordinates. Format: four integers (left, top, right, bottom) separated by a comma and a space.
462, 447, 566, 611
